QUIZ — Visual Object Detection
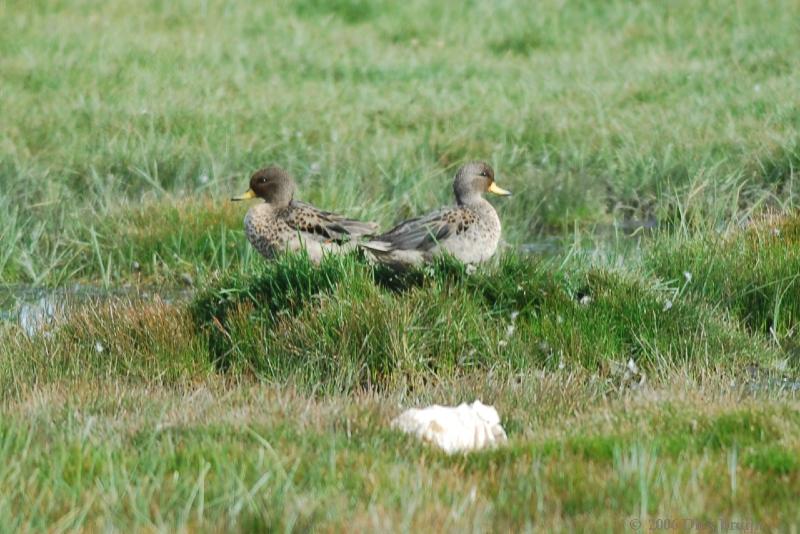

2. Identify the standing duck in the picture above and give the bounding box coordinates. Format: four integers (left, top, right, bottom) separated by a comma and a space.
232, 166, 378, 263
361, 162, 511, 268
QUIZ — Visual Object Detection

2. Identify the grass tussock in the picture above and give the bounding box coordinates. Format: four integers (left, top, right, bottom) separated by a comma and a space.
0, 297, 212, 398
648, 212, 800, 365
191, 252, 780, 392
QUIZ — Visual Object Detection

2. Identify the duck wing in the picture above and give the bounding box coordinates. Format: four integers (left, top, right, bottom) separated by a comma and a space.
363, 207, 459, 252
283, 200, 379, 242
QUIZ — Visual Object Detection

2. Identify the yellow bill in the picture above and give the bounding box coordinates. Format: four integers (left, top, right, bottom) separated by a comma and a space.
231, 189, 257, 201
488, 182, 512, 196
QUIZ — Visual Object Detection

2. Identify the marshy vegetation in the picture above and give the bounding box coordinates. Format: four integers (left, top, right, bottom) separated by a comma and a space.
1, 0, 799, 530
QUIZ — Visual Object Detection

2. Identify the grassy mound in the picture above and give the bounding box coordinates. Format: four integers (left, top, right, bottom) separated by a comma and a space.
191, 252, 777, 392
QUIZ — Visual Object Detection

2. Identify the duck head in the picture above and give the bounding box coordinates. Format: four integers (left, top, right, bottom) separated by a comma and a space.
232, 166, 296, 207
453, 161, 511, 206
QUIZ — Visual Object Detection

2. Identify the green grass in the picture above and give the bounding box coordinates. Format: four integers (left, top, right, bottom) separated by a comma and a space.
189, 252, 780, 390
1, 0, 799, 283
2, 0, 800, 530
1, 378, 799, 531
647, 214, 800, 363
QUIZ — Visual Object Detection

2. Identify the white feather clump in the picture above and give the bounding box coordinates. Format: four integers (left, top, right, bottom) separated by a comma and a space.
391, 400, 508, 454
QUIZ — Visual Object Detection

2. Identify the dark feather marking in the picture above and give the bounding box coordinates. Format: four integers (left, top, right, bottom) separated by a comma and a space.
280, 201, 378, 242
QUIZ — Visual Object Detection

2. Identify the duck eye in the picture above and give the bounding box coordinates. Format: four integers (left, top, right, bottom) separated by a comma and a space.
258, 177, 268, 184
479, 171, 488, 177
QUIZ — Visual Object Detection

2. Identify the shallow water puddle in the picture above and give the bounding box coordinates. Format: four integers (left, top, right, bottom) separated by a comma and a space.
744, 377, 800, 395
519, 237, 564, 255
518, 219, 658, 257
0, 285, 193, 336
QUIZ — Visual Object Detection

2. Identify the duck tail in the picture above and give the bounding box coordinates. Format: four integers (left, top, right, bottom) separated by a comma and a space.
339, 220, 380, 238
358, 240, 393, 253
